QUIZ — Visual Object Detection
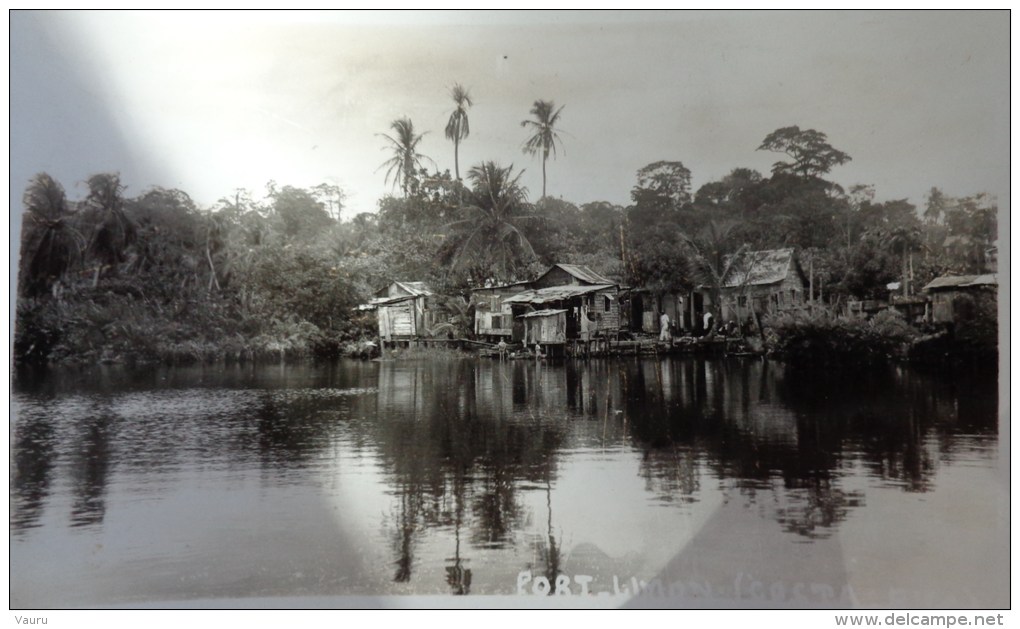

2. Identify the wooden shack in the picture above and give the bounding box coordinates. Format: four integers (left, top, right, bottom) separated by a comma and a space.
531, 263, 616, 290
471, 280, 532, 342
503, 283, 619, 345
364, 281, 435, 345
709, 248, 808, 323
923, 274, 998, 324
519, 309, 568, 346
627, 289, 696, 334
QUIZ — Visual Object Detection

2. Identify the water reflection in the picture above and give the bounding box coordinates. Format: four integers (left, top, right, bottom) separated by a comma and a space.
11, 411, 57, 532
69, 409, 116, 527
10, 357, 1000, 604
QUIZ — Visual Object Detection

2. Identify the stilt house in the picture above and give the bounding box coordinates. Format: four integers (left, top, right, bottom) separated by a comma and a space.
502, 264, 621, 348
364, 281, 435, 344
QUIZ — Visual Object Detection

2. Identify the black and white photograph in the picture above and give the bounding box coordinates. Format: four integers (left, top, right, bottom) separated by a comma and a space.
9, 10, 1008, 617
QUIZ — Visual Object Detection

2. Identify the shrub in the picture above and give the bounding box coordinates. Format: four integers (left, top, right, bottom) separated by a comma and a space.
765, 308, 919, 365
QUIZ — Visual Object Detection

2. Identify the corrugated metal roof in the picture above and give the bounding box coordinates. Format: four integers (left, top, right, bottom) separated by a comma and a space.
469, 280, 532, 292
393, 281, 433, 296
519, 308, 568, 319
721, 248, 797, 288
923, 275, 979, 290
503, 284, 616, 305
367, 294, 419, 307
547, 264, 615, 285
963, 274, 998, 287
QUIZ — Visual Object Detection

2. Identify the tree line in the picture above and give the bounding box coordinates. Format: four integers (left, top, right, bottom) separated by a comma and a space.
14, 85, 998, 365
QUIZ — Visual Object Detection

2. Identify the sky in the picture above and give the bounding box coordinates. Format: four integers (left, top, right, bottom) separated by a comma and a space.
10, 10, 1010, 221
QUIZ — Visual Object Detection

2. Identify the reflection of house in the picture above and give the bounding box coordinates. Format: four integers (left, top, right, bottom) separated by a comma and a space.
471, 281, 532, 342
922, 274, 998, 324
708, 249, 808, 322
502, 264, 621, 348
364, 281, 435, 344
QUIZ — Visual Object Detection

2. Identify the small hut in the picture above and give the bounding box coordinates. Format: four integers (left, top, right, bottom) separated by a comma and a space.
530, 263, 616, 289
922, 274, 998, 324
519, 309, 569, 346
470, 280, 532, 342
503, 283, 619, 347
627, 289, 695, 335
364, 281, 435, 346
710, 248, 808, 324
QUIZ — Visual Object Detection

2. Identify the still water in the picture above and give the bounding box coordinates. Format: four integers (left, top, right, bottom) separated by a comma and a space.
10, 357, 1006, 608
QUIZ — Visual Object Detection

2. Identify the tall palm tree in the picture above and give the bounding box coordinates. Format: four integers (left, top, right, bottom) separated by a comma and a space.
882, 225, 922, 297
520, 100, 565, 199
18, 173, 84, 297
443, 162, 540, 283
378, 117, 433, 197
444, 84, 472, 182
85, 173, 135, 287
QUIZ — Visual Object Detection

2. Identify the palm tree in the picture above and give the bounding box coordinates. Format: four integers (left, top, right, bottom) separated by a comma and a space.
444, 84, 472, 182
85, 173, 135, 287
520, 100, 565, 199
378, 117, 433, 197
443, 162, 540, 283
681, 221, 750, 337
18, 173, 84, 297
882, 225, 922, 297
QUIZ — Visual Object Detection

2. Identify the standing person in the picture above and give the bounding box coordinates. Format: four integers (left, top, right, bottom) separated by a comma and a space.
702, 310, 714, 336
659, 311, 671, 342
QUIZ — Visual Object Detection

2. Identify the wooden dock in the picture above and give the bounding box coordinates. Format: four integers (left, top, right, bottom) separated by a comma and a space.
477, 336, 736, 359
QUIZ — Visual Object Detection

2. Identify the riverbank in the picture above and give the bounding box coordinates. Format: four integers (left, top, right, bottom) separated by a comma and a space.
15, 289, 995, 369
13, 288, 376, 367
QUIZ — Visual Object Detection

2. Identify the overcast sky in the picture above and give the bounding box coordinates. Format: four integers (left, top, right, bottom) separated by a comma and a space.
10, 10, 1009, 221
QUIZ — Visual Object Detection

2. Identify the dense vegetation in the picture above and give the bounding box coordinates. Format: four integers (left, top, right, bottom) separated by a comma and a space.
14, 99, 998, 366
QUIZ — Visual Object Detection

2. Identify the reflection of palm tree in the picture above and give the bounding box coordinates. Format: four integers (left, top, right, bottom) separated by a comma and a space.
521, 100, 565, 199
444, 162, 540, 282
445, 84, 472, 182
378, 118, 433, 197
393, 484, 417, 583
445, 467, 472, 595
70, 412, 114, 527
11, 414, 57, 533
540, 472, 562, 594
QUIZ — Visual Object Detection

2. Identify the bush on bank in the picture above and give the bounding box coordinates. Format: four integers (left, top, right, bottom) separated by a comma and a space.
764, 309, 920, 365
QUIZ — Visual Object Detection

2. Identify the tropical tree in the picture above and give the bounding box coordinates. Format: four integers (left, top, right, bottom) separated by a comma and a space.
757, 126, 851, 178
378, 118, 433, 197
631, 161, 693, 212
269, 185, 334, 240
84, 173, 135, 287
680, 221, 749, 337
18, 173, 83, 297
520, 99, 565, 199
444, 84, 473, 182
882, 225, 923, 297
442, 162, 540, 283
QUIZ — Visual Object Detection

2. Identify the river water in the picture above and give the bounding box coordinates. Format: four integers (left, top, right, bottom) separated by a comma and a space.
10, 357, 1006, 608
